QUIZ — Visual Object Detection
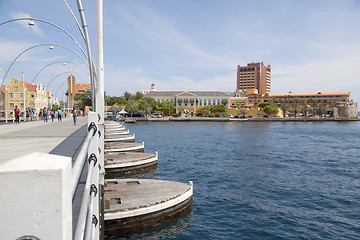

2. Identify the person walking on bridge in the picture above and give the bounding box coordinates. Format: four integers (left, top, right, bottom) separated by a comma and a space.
43, 107, 48, 123
72, 107, 77, 125
14, 105, 20, 124
57, 108, 62, 122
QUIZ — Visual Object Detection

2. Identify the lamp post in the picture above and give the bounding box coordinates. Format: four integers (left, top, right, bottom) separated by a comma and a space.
1, 16, 97, 109
22, 72, 26, 122
1, 43, 88, 87
76, 0, 96, 110
31, 61, 89, 85
0, 18, 87, 59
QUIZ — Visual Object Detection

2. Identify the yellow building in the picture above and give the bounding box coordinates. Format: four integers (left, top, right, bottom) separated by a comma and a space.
146, 90, 248, 116
4, 77, 50, 119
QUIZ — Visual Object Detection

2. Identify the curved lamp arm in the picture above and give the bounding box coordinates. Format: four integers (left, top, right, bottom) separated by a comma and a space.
1, 43, 88, 86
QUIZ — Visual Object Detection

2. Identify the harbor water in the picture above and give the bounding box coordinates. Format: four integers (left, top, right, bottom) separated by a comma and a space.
110, 121, 360, 240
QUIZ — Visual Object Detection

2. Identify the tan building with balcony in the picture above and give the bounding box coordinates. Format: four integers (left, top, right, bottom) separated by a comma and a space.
254, 92, 351, 106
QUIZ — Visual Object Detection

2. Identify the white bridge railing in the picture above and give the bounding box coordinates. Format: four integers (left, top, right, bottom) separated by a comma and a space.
73, 112, 102, 240
0, 112, 104, 240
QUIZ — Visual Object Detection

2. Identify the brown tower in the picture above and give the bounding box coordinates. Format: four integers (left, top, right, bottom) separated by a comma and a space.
236, 62, 271, 95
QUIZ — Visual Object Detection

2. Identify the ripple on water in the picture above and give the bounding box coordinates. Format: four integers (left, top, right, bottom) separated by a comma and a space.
113, 121, 360, 240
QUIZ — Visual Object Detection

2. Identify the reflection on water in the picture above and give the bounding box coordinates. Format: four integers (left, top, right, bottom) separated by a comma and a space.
110, 208, 194, 240
110, 121, 360, 240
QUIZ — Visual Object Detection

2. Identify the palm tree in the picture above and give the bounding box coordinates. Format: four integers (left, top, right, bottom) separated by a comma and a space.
280, 103, 289, 117
301, 100, 308, 117
293, 103, 300, 117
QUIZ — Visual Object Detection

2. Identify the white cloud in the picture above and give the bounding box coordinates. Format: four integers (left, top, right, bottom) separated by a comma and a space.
0, 40, 31, 64
110, 2, 223, 66
10, 11, 44, 37
104, 65, 236, 96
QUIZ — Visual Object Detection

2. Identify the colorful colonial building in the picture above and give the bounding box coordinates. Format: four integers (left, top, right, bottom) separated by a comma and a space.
2, 77, 55, 119
146, 89, 248, 116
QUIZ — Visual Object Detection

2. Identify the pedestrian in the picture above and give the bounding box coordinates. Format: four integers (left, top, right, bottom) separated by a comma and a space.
50, 109, 55, 122
43, 107, 48, 123
64, 110, 67, 118
72, 107, 77, 125
57, 108, 62, 122
14, 105, 20, 124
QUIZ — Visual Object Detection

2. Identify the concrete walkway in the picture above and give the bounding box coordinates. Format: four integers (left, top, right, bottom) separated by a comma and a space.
0, 116, 87, 164
0, 116, 90, 235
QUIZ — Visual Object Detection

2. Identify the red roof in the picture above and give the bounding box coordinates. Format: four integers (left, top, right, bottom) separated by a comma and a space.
17, 80, 38, 93
75, 83, 91, 94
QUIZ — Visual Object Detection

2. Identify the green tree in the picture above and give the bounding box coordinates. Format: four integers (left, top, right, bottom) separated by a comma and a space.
259, 102, 271, 108
263, 105, 279, 115
280, 103, 289, 117
137, 99, 153, 116
159, 101, 174, 116
109, 104, 122, 114
301, 100, 308, 117
123, 91, 132, 100
109, 96, 127, 106
74, 91, 92, 110
143, 97, 158, 110
293, 103, 300, 117
211, 105, 226, 114
142, 103, 152, 116
135, 91, 144, 100
125, 100, 139, 115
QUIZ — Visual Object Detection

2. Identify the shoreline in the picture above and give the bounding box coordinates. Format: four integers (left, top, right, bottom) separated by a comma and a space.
118, 117, 360, 122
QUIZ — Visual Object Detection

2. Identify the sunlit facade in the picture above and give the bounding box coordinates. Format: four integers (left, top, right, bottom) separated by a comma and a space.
237, 62, 271, 95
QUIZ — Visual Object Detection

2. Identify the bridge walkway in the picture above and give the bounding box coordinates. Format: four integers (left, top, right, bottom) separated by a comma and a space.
0, 116, 88, 234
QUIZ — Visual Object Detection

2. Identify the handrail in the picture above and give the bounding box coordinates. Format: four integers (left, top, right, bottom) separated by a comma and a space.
71, 124, 96, 197
74, 154, 97, 240
84, 184, 97, 240
73, 112, 101, 240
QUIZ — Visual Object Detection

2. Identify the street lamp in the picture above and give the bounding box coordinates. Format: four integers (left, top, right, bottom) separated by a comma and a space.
1, 43, 89, 87
0, 18, 87, 58
31, 61, 89, 85
0, 17, 96, 109
45, 71, 85, 90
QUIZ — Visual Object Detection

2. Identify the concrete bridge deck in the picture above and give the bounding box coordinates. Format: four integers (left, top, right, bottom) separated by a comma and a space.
0, 116, 88, 235
0, 116, 87, 164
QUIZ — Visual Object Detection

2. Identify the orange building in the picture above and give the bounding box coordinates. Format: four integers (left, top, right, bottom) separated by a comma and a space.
237, 62, 271, 95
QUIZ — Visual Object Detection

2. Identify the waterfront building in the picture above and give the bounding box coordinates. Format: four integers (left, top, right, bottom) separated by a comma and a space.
75, 83, 91, 94
229, 90, 248, 108
261, 92, 351, 105
334, 101, 358, 119
237, 62, 271, 95
67, 74, 76, 108
141, 83, 157, 95
67, 74, 91, 108
2, 77, 51, 119
146, 90, 246, 116
0, 87, 5, 117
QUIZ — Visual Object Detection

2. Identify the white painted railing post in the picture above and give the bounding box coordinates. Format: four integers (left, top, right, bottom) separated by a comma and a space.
87, 112, 100, 240
0, 152, 72, 240
96, 1, 105, 238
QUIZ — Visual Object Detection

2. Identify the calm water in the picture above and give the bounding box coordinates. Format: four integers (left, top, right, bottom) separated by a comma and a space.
110, 121, 360, 240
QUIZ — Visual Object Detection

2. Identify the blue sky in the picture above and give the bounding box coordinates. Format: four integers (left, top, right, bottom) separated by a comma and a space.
1, 0, 360, 103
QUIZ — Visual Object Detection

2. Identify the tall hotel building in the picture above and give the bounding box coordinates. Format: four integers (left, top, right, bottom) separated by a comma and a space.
237, 62, 271, 95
